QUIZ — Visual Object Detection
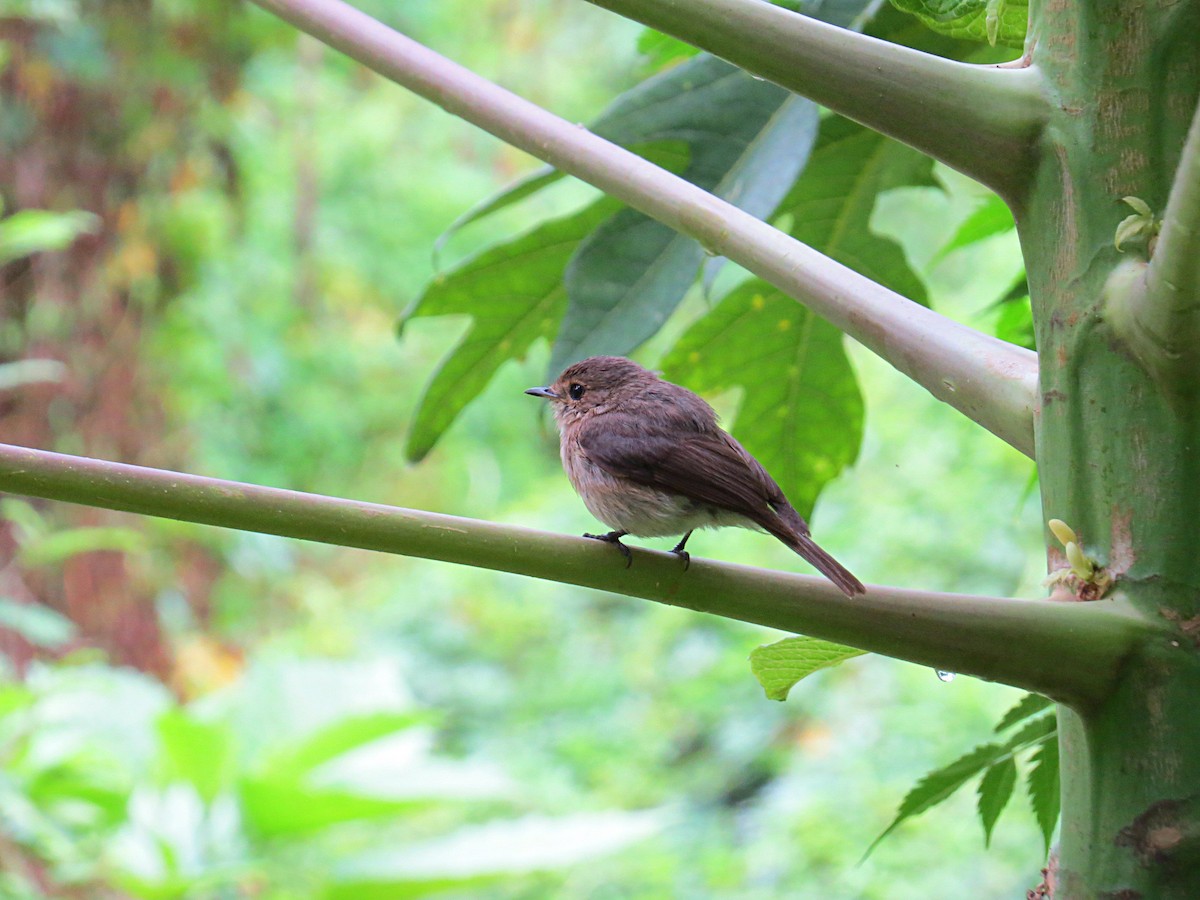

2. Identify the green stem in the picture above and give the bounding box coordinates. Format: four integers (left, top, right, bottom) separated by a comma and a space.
1128, 95, 1200, 385
0, 443, 1154, 707
582, 0, 1048, 206
251, 0, 1039, 458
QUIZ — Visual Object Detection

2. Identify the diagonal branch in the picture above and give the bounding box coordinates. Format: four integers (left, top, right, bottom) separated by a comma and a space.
1106, 97, 1200, 387
0, 443, 1155, 708
583, 0, 1049, 206
252, 0, 1040, 457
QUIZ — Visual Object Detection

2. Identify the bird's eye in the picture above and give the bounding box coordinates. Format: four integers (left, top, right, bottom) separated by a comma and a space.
568, 383, 585, 401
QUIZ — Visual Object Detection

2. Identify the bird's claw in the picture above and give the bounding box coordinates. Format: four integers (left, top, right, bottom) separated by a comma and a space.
584, 531, 633, 569
670, 548, 690, 570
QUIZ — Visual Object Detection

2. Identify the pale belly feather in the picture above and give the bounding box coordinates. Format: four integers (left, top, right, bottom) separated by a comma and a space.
562, 443, 755, 537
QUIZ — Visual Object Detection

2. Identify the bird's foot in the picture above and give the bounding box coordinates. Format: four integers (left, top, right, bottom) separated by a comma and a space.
584, 530, 632, 568
669, 531, 693, 570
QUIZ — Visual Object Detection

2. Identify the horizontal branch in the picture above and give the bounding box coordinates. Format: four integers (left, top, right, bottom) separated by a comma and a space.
0, 443, 1154, 707
251, 0, 1040, 458
583, 0, 1048, 205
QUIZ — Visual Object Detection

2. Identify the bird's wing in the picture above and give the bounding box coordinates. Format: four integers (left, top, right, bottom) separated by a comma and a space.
577, 417, 803, 534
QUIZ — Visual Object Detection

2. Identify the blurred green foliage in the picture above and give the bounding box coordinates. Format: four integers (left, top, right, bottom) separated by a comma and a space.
0, 0, 1042, 896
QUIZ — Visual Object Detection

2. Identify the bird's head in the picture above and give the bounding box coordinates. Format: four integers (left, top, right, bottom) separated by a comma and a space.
525, 356, 654, 426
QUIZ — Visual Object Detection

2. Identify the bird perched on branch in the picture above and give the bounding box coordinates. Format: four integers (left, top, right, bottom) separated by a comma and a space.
526, 356, 865, 597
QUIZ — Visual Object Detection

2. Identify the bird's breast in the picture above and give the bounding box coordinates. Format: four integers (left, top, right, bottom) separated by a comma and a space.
561, 435, 750, 538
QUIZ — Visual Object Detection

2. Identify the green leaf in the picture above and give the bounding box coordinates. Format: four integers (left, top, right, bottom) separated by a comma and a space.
0, 598, 76, 648
0, 498, 46, 540
1001, 711, 1056, 751
977, 756, 1017, 846
748, 635, 865, 701
994, 692, 1052, 733
431, 140, 686, 263
936, 193, 1015, 259
18, 526, 145, 567
635, 27, 699, 72
987, 272, 1034, 349
661, 281, 863, 520
866, 742, 1006, 858
156, 710, 235, 802
240, 777, 431, 838
888, 0, 1028, 48
868, 712, 1055, 857
267, 710, 432, 778
776, 115, 933, 303
403, 197, 619, 462
1027, 734, 1061, 851
0, 208, 99, 266
551, 59, 819, 374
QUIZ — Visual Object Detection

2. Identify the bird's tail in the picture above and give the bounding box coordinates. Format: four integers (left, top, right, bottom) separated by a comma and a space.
780, 530, 866, 597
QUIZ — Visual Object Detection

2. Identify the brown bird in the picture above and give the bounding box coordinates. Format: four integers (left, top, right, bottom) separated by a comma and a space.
525, 356, 865, 596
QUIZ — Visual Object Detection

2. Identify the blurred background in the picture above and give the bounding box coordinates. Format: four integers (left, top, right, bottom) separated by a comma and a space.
0, 0, 1046, 896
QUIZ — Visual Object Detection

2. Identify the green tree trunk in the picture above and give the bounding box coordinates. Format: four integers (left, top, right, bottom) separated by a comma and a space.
1025, 0, 1200, 893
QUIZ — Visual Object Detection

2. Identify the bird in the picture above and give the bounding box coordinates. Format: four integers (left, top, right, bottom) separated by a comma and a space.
525, 356, 865, 597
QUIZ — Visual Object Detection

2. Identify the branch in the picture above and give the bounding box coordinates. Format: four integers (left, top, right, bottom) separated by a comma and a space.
583, 0, 1048, 205
1106, 97, 1200, 387
0, 443, 1153, 707
251, 0, 1040, 458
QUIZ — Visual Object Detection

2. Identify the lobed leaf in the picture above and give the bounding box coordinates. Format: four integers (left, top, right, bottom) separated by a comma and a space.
748, 635, 866, 701
888, 0, 1028, 48
550, 58, 817, 375
936, 193, 1015, 260
403, 198, 619, 462
869, 712, 1056, 856
775, 114, 933, 304
661, 281, 863, 520
866, 742, 1007, 858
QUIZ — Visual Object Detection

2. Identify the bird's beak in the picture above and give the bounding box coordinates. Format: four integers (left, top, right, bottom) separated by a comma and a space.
525, 386, 560, 400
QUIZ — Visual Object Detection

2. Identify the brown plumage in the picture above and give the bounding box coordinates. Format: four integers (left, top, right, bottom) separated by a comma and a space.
526, 356, 865, 597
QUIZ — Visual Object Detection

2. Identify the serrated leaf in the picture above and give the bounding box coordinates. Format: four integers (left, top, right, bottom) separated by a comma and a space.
866, 741, 1006, 858
1027, 734, 1060, 851
661, 281, 863, 519
936, 193, 1015, 259
775, 115, 933, 303
550, 59, 819, 375
1000, 711, 1056, 751
749, 636, 865, 701
995, 693, 1052, 733
402, 198, 619, 462
977, 757, 1017, 846
888, 0, 1028, 48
